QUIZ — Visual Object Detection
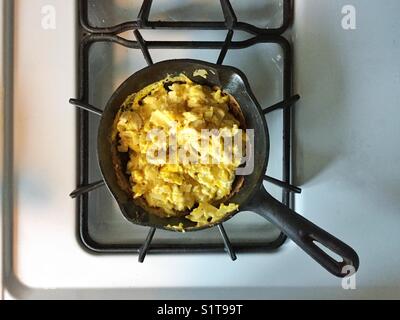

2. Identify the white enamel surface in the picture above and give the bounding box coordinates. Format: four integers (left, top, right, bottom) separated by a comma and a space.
293, 0, 400, 292
2, 0, 400, 299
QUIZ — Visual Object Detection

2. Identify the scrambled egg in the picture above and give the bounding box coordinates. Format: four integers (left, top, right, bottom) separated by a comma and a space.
193, 69, 209, 79
115, 74, 244, 227
187, 203, 239, 227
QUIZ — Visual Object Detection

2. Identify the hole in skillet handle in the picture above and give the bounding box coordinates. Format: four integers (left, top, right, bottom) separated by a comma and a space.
302, 233, 359, 278
312, 240, 345, 265
244, 187, 360, 278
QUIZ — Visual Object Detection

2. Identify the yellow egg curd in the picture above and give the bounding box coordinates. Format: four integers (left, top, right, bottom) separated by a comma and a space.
114, 74, 244, 227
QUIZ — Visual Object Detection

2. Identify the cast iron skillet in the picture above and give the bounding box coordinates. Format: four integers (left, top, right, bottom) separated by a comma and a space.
97, 59, 359, 277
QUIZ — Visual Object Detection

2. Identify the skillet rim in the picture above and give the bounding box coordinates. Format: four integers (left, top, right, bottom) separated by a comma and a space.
97, 58, 270, 232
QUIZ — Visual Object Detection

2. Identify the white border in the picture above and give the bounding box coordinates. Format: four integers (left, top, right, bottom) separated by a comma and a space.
0, 0, 5, 300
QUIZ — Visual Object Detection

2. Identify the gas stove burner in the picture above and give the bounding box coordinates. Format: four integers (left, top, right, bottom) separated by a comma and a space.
70, 0, 300, 263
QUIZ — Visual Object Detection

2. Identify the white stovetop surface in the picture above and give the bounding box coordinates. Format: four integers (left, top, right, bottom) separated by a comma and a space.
2, 0, 400, 299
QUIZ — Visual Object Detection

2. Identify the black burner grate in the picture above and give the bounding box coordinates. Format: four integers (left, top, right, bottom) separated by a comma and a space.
70, 0, 300, 261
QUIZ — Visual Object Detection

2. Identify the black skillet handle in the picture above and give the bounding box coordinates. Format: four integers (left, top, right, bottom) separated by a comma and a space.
245, 187, 360, 278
